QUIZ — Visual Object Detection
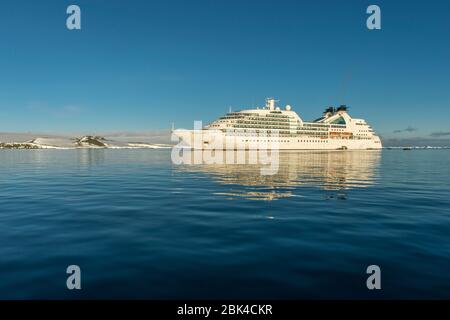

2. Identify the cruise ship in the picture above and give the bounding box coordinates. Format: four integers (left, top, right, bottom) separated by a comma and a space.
173, 98, 382, 150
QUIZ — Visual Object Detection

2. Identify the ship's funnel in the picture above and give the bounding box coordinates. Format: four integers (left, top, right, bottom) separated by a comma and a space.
323, 106, 335, 117
337, 105, 348, 113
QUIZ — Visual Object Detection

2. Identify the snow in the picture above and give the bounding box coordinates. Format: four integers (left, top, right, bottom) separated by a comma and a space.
0, 132, 173, 150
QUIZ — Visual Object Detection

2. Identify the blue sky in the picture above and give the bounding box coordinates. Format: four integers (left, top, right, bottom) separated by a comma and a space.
0, 0, 449, 141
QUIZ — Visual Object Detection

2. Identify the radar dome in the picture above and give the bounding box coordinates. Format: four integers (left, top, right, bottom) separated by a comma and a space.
285, 105, 291, 111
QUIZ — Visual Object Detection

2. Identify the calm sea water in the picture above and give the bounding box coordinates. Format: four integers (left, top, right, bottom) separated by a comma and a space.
0, 149, 449, 299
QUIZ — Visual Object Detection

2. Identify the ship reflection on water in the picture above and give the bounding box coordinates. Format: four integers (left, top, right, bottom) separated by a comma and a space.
176, 150, 381, 200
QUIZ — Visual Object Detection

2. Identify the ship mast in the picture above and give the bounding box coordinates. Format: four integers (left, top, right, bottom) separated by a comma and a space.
265, 98, 277, 110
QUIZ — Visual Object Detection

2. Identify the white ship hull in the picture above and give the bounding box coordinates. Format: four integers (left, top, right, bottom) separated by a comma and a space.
173, 129, 382, 150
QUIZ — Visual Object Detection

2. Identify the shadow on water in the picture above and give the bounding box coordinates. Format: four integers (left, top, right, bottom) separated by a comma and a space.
174, 150, 381, 200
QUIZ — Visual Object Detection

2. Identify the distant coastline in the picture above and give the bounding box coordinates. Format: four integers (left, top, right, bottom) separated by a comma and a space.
0, 132, 172, 150
1, 132, 450, 150
385, 146, 450, 150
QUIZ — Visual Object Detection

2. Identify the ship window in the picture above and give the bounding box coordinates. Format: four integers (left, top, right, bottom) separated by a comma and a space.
330, 117, 346, 125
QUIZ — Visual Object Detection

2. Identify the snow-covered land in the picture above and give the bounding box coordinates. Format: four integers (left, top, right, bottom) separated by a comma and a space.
0, 132, 172, 149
